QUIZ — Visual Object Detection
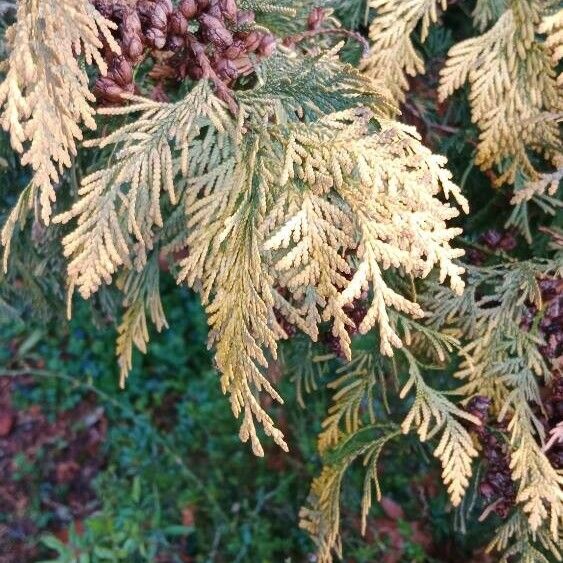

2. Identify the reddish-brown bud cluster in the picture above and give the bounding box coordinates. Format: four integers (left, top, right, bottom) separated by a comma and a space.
466, 396, 516, 519
344, 302, 368, 336
543, 375, 563, 468
91, 0, 276, 106
466, 395, 490, 427
321, 299, 368, 359
323, 332, 345, 359
465, 274, 562, 501
467, 229, 518, 266
527, 277, 563, 469
274, 310, 298, 339
480, 229, 517, 252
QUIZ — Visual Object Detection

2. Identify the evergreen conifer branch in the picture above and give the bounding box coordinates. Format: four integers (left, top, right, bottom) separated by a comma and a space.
46, 50, 467, 454
53, 82, 232, 299
0, 0, 120, 225
300, 423, 402, 563
316, 351, 380, 453
0, 2, 560, 559
300, 317, 480, 562
359, 0, 562, 223
428, 260, 563, 542
487, 510, 562, 562
540, 6, 563, 85
360, 0, 448, 101
116, 253, 168, 388
438, 0, 562, 192
399, 350, 479, 507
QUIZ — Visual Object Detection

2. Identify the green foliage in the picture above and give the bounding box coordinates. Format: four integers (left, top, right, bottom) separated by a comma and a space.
1, 290, 320, 562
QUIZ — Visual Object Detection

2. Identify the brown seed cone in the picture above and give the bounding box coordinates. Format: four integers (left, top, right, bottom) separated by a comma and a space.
90, 0, 273, 113
169, 12, 188, 35
94, 76, 133, 103
220, 0, 237, 21
179, 0, 198, 19
199, 13, 234, 50
92, 0, 116, 19
258, 34, 276, 57
145, 27, 167, 49
158, 0, 173, 15
466, 395, 491, 431
137, 0, 155, 20
150, 4, 169, 30
244, 30, 262, 52
223, 40, 245, 60
122, 32, 144, 60
122, 10, 142, 34
231, 54, 253, 76
109, 55, 134, 86
213, 56, 238, 80
207, 0, 223, 20
166, 35, 186, 51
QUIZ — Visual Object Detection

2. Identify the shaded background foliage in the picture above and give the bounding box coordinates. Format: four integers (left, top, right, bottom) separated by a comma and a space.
1, 285, 502, 562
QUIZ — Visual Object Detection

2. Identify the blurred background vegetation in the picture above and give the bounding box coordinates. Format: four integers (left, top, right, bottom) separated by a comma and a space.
1, 284, 500, 562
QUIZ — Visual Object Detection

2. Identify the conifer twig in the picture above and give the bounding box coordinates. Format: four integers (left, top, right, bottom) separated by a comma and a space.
284, 28, 370, 57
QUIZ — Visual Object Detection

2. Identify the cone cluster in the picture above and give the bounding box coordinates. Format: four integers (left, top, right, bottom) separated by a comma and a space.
466, 396, 516, 519
92, 0, 276, 105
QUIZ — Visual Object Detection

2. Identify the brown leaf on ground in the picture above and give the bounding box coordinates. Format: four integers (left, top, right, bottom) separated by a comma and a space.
55, 461, 81, 484
0, 375, 107, 563
181, 505, 197, 527
54, 519, 85, 544
0, 410, 15, 437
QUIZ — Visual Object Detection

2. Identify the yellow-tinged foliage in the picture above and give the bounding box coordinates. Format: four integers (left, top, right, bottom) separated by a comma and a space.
0, 0, 473, 530
0, 0, 119, 225
299, 322, 479, 563
487, 510, 561, 562
300, 423, 402, 563
53, 83, 232, 299
48, 55, 466, 456
361, 0, 447, 102
429, 261, 563, 545
399, 351, 479, 507
438, 0, 562, 188
3, 3, 560, 561
362, 0, 562, 206
539, 7, 563, 86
